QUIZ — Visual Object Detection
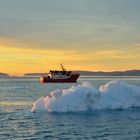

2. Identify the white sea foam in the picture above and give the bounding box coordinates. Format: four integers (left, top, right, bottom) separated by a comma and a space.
31, 80, 140, 113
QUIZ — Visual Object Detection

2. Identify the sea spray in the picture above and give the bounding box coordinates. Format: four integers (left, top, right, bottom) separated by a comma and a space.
32, 80, 140, 113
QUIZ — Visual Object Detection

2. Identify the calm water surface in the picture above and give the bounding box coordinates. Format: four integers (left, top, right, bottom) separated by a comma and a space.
0, 76, 140, 140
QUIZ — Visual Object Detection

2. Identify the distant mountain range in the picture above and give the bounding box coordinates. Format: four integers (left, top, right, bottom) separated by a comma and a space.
1, 70, 140, 77
75, 70, 140, 76
24, 73, 44, 77
0, 72, 10, 77
24, 70, 140, 77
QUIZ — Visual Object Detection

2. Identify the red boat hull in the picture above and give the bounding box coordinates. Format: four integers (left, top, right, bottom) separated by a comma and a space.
40, 74, 80, 83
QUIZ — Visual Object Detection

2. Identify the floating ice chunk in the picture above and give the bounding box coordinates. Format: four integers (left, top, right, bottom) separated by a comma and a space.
32, 80, 140, 113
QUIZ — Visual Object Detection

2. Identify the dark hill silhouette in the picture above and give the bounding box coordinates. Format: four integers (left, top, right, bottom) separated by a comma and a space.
24, 70, 140, 76
24, 73, 44, 76
75, 70, 140, 76
0, 72, 10, 77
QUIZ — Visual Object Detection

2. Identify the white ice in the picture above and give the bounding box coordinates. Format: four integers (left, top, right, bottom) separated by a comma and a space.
31, 80, 140, 113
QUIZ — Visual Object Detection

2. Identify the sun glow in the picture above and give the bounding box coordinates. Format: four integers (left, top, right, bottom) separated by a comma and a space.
0, 38, 140, 76
0, 41, 89, 75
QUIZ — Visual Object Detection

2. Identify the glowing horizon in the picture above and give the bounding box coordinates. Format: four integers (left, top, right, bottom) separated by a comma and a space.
0, 0, 140, 76
0, 38, 140, 76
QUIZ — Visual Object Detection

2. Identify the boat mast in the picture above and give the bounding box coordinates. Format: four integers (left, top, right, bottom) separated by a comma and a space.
60, 64, 66, 71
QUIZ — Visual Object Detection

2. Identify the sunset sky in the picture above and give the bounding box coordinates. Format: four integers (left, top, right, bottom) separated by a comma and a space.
0, 0, 140, 76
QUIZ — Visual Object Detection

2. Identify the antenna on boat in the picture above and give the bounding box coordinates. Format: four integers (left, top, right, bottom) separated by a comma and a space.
60, 63, 67, 71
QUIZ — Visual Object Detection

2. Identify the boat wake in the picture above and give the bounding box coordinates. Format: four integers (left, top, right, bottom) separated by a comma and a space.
31, 80, 140, 113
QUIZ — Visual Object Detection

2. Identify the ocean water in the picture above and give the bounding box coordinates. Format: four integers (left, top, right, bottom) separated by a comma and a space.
0, 76, 140, 140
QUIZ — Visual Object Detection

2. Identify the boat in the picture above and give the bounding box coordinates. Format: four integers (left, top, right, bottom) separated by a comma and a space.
40, 64, 80, 83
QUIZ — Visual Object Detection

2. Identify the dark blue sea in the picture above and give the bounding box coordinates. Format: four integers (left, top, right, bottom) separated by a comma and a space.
0, 76, 140, 140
